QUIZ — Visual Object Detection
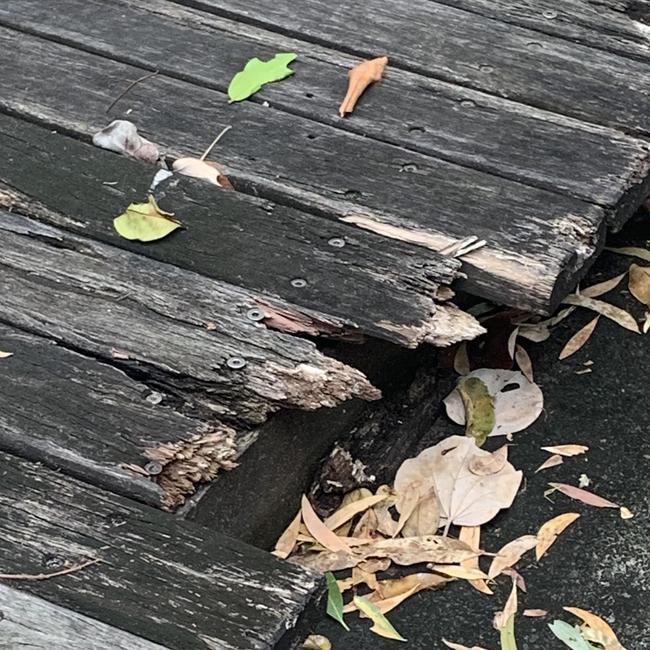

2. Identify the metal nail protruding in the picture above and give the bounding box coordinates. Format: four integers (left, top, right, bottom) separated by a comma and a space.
144, 461, 163, 476
246, 308, 265, 322
328, 237, 346, 248
227, 356, 247, 370
145, 391, 163, 405
542, 9, 558, 18
291, 278, 307, 288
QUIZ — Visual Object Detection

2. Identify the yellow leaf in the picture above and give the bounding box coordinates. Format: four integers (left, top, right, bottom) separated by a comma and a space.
540, 445, 589, 457
535, 512, 580, 560
353, 595, 406, 642
458, 376, 495, 446
563, 607, 626, 650
113, 195, 181, 242
300, 495, 351, 554
628, 264, 650, 307
559, 316, 600, 360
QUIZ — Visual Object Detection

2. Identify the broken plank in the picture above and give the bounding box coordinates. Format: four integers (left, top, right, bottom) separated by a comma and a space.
0, 30, 608, 312
0, 113, 481, 349
0, 585, 170, 650
3, 0, 649, 220
173, 0, 650, 135
0, 450, 322, 650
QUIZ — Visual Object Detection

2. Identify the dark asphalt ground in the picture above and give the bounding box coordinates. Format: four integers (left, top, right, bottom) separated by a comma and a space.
306, 211, 650, 650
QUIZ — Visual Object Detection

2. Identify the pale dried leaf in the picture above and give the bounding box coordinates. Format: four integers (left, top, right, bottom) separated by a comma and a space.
357, 558, 391, 574
344, 584, 420, 615
445, 370, 543, 437
172, 158, 232, 188
339, 56, 388, 117
394, 484, 422, 537
523, 609, 547, 618
459, 526, 493, 595
301, 635, 332, 650
494, 578, 518, 631
605, 246, 650, 264
93, 120, 159, 163
535, 455, 564, 473
581, 272, 627, 298
559, 316, 600, 360
301, 495, 351, 553
337, 488, 374, 537
442, 642, 488, 650
562, 294, 639, 333
549, 483, 619, 509
352, 566, 380, 592
536, 512, 581, 560
620, 506, 634, 520
502, 567, 527, 593
272, 510, 301, 559
394, 462, 440, 537
628, 264, 650, 308
541, 445, 589, 457
324, 494, 387, 531
507, 327, 519, 359
515, 344, 534, 382
454, 341, 471, 375
564, 607, 626, 650
488, 535, 538, 579
469, 446, 509, 476
429, 565, 489, 580
518, 323, 551, 342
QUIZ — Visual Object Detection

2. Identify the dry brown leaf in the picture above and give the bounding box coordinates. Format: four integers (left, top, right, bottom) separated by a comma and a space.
335, 488, 374, 536
559, 315, 600, 360
442, 642, 488, 650
468, 445, 508, 476
564, 607, 626, 650
488, 534, 538, 579
454, 341, 471, 375
172, 158, 233, 189
357, 558, 391, 574
445, 370, 543, 437
494, 577, 518, 631
518, 322, 551, 342
290, 534, 478, 572
541, 444, 589, 457
300, 495, 351, 553
628, 264, 650, 308
0, 351, 13, 359
352, 565, 381, 592
562, 294, 639, 333
523, 609, 547, 618
535, 454, 564, 473
272, 510, 301, 559
353, 507, 380, 539
324, 494, 387, 531
339, 56, 388, 117
502, 567, 527, 592
581, 272, 627, 298
429, 565, 489, 580
549, 483, 619, 509
376, 572, 450, 599
535, 512, 580, 560
394, 462, 440, 537
93, 120, 159, 163
514, 344, 534, 382
344, 584, 420, 615
371, 485, 400, 538
459, 526, 493, 595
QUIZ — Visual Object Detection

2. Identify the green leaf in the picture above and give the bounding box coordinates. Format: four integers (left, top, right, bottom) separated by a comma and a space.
113, 196, 181, 242
325, 572, 349, 631
457, 377, 495, 446
548, 620, 599, 650
353, 595, 406, 642
228, 52, 297, 102
500, 615, 518, 650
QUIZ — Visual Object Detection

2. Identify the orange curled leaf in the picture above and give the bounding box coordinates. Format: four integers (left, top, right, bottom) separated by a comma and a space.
339, 56, 388, 117
535, 512, 580, 560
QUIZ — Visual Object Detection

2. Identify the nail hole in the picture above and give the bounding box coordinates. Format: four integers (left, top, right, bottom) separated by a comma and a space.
460, 99, 476, 109
307, 134, 317, 140
246, 308, 265, 322
400, 163, 419, 173
344, 189, 361, 199
144, 461, 163, 475
305, 92, 314, 98
408, 126, 425, 134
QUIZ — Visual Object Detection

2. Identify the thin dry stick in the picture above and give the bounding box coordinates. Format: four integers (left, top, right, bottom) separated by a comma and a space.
106, 70, 159, 113
0, 557, 101, 581
200, 125, 233, 161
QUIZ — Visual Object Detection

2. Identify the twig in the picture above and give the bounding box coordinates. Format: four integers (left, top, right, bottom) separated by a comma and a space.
200, 125, 233, 161
0, 557, 101, 581
106, 70, 159, 113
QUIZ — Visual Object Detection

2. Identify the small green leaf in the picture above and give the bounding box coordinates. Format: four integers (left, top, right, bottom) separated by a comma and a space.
353, 595, 406, 642
458, 377, 495, 446
325, 572, 349, 631
548, 620, 599, 650
228, 52, 297, 102
113, 195, 181, 242
500, 614, 518, 650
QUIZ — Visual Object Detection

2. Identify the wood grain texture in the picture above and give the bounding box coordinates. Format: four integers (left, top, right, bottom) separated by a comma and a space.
167, 0, 650, 135
0, 113, 481, 349
0, 450, 322, 650
0, 29, 609, 312
2, 0, 649, 218
0, 585, 170, 650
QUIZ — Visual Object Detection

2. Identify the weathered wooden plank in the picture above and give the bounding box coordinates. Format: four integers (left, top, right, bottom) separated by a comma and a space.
0, 113, 481, 349
169, 0, 650, 135
2, 0, 649, 219
0, 585, 170, 650
430, 0, 650, 63
0, 30, 609, 312
0, 450, 322, 650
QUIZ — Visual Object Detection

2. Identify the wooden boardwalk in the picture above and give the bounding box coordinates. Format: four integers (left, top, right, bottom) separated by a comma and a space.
0, 0, 649, 647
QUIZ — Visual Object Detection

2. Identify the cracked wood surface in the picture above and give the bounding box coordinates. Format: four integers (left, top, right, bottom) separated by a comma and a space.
0, 450, 322, 650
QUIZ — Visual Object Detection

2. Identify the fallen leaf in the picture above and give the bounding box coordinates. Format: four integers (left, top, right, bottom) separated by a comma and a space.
535, 455, 563, 473
518, 322, 551, 342
502, 567, 527, 593
228, 52, 297, 102
458, 376, 496, 446
454, 341, 471, 375
564, 607, 626, 650
541, 445, 589, 457
113, 195, 181, 242
352, 565, 380, 592
93, 120, 159, 163
549, 620, 596, 650
344, 583, 420, 615
172, 158, 232, 189
535, 512, 580, 560
429, 564, 489, 580
494, 579, 518, 631
0, 351, 13, 359
459, 526, 492, 594
548, 483, 619, 509
301, 495, 351, 553
445, 370, 543, 437
469, 445, 509, 476
272, 511, 301, 559
443, 642, 488, 650
523, 609, 547, 618
620, 506, 634, 520
377, 572, 450, 599
514, 344, 534, 382
324, 494, 387, 531
488, 535, 538, 579
500, 615, 518, 650
325, 572, 349, 631
301, 635, 332, 650
394, 461, 440, 537
339, 56, 388, 117
356, 558, 391, 575
559, 316, 600, 360
605, 246, 650, 264
393, 484, 423, 537
628, 264, 650, 308
353, 595, 406, 642
581, 272, 627, 298
562, 294, 639, 333
578, 474, 591, 488
644, 311, 650, 333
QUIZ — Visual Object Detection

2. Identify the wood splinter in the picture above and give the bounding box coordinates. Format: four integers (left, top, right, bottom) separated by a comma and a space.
339, 56, 388, 118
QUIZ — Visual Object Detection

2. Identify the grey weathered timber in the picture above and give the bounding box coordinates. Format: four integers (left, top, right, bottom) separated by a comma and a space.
2, 0, 650, 219
169, 0, 650, 136
0, 450, 322, 650
428, 0, 650, 63
0, 113, 481, 349
0, 585, 170, 650
0, 29, 610, 313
